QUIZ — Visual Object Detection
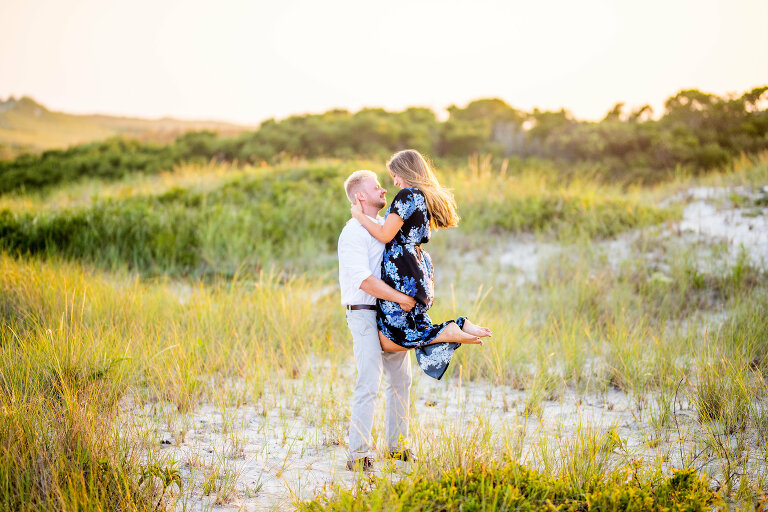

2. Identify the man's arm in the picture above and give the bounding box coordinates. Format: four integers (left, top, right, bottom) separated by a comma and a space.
339, 227, 415, 312
360, 276, 416, 312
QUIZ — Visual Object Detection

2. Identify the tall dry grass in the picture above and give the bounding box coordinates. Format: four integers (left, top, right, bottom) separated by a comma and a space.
0, 154, 766, 509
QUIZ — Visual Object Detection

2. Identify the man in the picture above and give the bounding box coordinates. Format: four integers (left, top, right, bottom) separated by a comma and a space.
338, 170, 415, 471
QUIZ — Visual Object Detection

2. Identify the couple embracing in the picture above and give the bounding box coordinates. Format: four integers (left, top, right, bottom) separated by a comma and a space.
337, 149, 491, 471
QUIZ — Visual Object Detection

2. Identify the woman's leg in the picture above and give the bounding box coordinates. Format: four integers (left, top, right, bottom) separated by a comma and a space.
380, 332, 410, 352
378, 321, 489, 353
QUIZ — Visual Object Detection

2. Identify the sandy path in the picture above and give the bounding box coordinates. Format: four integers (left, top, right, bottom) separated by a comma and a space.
123, 371, 765, 511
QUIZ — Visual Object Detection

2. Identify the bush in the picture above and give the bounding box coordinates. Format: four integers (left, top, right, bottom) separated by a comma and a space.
0, 164, 354, 275
299, 459, 719, 512
2, 87, 766, 194
0, 161, 678, 275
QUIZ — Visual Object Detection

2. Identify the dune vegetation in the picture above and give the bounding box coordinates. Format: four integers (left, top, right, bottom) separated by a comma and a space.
0, 91, 767, 511
0, 157, 676, 278
1, 86, 766, 194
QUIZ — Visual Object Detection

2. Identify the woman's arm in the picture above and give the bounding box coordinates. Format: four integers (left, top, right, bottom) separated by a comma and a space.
351, 199, 403, 243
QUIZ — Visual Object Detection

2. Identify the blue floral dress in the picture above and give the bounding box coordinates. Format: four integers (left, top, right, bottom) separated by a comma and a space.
377, 187, 465, 380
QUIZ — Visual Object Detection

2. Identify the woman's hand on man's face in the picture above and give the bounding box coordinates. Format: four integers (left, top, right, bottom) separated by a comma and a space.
350, 198, 364, 219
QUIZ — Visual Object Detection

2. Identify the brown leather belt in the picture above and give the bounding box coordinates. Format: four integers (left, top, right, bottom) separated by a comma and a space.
346, 305, 377, 311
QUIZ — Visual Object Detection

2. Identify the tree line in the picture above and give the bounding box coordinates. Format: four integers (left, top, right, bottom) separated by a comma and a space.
1, 86, 766, 194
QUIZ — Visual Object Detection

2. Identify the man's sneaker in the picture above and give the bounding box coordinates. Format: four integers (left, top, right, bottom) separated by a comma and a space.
387, 449, 413, 462
346, 457, 373, 472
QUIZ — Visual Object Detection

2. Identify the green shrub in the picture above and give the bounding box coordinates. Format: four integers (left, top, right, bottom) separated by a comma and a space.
0, 164, 353, 275
2, 87, 766, 194
0, 162, 677, 275
299, 459, 719, 512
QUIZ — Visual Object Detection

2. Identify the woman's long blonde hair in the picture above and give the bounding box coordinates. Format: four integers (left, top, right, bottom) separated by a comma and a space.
387, 150, 459, 229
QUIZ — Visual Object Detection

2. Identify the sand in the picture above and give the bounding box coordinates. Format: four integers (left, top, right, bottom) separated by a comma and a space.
121, 185, 768, 510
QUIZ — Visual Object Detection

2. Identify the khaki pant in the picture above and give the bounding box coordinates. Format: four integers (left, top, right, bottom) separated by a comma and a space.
346, 309, 411, 461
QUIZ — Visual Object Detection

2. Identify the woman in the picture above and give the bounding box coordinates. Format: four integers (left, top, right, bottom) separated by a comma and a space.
351, 149, 491, 380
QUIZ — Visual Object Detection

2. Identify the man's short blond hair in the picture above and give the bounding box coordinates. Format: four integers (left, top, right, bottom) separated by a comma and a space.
343, 170, 377, 203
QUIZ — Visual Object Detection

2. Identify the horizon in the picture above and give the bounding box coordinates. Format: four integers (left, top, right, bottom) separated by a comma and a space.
2, 0, 767, 126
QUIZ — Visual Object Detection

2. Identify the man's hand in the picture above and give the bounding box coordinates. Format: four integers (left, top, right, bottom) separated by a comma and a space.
399, 296, 416, 312
360, 276, 417, 311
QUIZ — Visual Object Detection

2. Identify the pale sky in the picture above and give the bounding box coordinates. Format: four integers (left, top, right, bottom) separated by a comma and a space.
1, 0, 767, 125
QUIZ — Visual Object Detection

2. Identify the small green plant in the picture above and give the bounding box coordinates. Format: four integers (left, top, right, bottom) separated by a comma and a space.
201, 463, 240, 505
523, 371, 558, 421
138, 460, 182, 510
694, 360, 749, 434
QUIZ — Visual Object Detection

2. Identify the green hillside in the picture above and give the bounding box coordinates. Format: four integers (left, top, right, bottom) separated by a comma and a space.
0, 96, 250, 159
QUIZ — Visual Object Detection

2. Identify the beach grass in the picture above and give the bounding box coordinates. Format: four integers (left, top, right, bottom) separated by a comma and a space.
0, 158, 677, 277
0, 154, 766, 510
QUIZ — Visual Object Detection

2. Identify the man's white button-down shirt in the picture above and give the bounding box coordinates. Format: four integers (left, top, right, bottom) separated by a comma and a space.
338, 215, 385, 306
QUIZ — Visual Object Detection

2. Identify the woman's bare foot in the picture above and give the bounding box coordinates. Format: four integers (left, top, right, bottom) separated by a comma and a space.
431, 322, 483, 345
461, 319, 491, 338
